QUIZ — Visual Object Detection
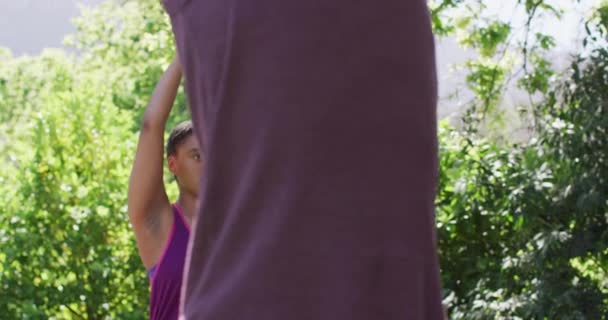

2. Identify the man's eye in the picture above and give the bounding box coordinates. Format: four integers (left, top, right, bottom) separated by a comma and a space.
193, 154, 201, 160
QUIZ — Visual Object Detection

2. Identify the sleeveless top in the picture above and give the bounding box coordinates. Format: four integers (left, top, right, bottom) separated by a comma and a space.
148, 204, 190, 320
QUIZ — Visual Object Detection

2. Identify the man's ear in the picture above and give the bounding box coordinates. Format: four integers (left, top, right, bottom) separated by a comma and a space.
168, 155, 178, 175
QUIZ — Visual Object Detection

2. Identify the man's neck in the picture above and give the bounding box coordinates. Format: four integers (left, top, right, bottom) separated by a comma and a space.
176, 193, 197, 226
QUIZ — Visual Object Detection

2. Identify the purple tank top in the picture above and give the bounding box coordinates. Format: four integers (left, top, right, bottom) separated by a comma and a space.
148, 204, 190, 320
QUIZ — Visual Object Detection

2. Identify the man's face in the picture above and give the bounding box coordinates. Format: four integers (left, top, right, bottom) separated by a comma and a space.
168, 135, 203, 196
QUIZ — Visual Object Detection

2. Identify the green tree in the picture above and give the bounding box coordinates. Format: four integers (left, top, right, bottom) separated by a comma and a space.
436, 2, 608, 318
0, 74, 148, 318
65, 0, 188, 129
1, 0, 606, 318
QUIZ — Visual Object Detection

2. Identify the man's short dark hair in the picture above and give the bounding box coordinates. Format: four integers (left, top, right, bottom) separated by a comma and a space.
166, 120, 194, 157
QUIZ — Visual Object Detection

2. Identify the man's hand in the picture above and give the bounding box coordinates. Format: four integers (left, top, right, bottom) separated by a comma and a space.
127, 57, 183, 268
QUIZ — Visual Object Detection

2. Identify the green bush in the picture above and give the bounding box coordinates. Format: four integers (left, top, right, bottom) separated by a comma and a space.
0, 76, 147, 319
437, 13, 608, 318
0, 0, 606, 318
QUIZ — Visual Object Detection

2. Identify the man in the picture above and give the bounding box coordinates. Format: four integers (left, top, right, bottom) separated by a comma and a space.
164, 0, 444, 318
127, 57, 202, 319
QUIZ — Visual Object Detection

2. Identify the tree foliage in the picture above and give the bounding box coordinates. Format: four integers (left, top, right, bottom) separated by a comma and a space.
0, 0, 605, 318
